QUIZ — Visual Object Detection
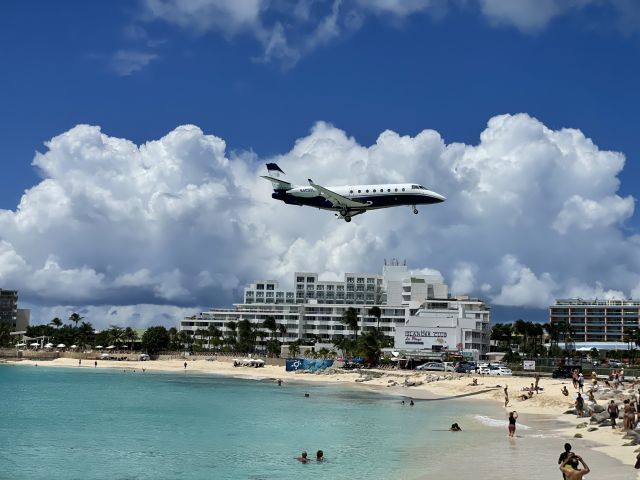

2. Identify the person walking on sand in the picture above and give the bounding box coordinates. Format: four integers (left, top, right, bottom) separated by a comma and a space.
578, 373, 584, 393
508, 411, 518, 437
534, 373, 541, 394
78, 358, 81, 366
559, 453, 590, 479
608, 400, 619, 429
558, 443, 573, 480
504, 385, 509, 407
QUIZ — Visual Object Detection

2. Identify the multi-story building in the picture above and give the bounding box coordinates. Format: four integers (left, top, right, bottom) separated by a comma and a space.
550, 299, 640, 343
0, 290, 30, 332
181, 261, 491, 355
0, 289, 18, 330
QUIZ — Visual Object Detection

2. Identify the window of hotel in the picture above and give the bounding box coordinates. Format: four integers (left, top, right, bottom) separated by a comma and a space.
256, 284, 264, 290
267, 284, 274, 290
357, 278, 364, 283
297, 276, 304, 283
307, 277, 315, 283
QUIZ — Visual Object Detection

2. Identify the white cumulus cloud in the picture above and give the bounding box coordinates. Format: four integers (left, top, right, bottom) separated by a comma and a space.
2, 113, 639, 327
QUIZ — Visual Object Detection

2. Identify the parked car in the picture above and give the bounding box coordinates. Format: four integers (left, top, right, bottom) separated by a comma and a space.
488, 366, 513, 376
138, 353, 150, 361
455, 364, 475, 373
416, 362, 445, 371
607, 360, 623, 368
552, 365, 582, 379
442, 362, 456, 372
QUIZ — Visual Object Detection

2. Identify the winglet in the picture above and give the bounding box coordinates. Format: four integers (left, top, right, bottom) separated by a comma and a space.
308, 178, 313, 184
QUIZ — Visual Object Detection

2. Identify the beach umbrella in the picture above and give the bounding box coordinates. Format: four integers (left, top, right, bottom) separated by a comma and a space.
16, 343, 26, 347
95, 345, 103, 349
56, 344, 66, 348
70, 344, 78, 349
44, 343, 54, 348
29, 342, 39, 347
121, 345, 128, 348
106, 345, 115, 350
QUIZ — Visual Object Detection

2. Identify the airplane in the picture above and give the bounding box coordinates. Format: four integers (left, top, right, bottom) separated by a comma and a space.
261, 163, 445, 222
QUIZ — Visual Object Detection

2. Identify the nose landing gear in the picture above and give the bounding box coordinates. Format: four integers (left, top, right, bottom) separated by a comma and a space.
412, 205, 418, 215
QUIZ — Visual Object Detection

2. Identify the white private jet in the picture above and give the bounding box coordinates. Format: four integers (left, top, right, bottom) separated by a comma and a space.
261, 163, 445, 222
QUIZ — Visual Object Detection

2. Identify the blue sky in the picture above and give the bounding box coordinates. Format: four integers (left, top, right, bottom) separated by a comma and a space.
1, 0, 640, 326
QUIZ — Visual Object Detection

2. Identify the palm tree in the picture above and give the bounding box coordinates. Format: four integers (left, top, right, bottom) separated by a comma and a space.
76, 321, 94, 349
341, 307, 359, 340
278, 323, 287, 343
263, 316, 277, 342
288, 339, 302, 358
69, 312, 84, 328
368, 306, 382, 332
207, 325, 221, 351
543, 323, 560, 350
124, 327, 138, 351
226, 321, 238, 349
50, 318, 63, 329
513, 319, 527, 351
108, 326, 126, 348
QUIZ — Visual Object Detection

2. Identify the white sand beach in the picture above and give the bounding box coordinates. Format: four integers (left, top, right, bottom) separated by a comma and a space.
8, 356, 640, 478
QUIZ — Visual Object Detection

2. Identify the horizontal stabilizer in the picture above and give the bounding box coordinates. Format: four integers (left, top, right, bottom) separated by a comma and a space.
261, 175, 292, 191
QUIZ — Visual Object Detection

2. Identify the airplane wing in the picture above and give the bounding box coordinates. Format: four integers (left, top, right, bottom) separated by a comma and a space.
308, 179, 370, 208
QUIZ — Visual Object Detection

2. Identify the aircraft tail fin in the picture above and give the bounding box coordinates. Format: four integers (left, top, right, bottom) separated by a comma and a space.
261, 163, 292, 190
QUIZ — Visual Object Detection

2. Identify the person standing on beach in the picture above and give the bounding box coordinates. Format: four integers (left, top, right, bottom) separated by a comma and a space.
558, 443, 572, 480
575, 393, 584, 417
608, 400, 619, 429
534, 373, 540, 394
94, 360, 97, 368
184, 361, 187, 369
508, 411, 518, 437
78, 359, 81, 366
559, 453, 590, 479
504, 385, 509, 407
578, 373, 584, 393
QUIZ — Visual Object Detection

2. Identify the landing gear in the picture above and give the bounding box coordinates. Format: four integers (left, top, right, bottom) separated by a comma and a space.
344, 215, 351, 223
412, 205, 418, 215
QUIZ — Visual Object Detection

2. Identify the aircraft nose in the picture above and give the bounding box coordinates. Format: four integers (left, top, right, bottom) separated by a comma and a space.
428, 191, 446, 202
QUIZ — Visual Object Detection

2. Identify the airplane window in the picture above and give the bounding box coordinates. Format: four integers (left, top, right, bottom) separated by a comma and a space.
373, 189, 376, 193
395, 188, 398, 192
387, 189, 390, 192
412, 185, 419, 189
366, 189, 369, 193
402, 188, 405, 191
350, 190, 353, 194
358, 190, 361, 193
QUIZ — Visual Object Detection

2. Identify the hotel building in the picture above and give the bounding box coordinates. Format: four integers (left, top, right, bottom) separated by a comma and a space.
180, 261, 491, 355
550, 298, 640, 343
0, 289, 29, 332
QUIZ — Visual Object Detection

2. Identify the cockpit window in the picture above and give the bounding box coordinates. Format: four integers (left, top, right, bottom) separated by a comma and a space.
411, 185, 419, 189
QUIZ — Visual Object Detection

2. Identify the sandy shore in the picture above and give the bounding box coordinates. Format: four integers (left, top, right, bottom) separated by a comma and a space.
7, 357, 639, 477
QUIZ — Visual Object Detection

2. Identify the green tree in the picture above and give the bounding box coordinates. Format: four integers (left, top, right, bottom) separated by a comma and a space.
278, 323, 287, 343
108, 326, 126, 347
226, 321, 238, 350
341, 307, 359, 340
124, 327, 138, 351
0, 322, 11, 347
77, 321, 94, 349
368, 306, 382, 332
237, 320, 256, 353
50, 318, 63, 329
263, 316, 277, 342
141, 326, 170, 354
357, 328, 384, 365
207, 325, 222, 351
288, 339, 302, 358
69, 313, 84, 328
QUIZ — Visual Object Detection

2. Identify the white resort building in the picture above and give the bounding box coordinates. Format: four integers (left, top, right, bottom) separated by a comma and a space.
180, 260, 491, 356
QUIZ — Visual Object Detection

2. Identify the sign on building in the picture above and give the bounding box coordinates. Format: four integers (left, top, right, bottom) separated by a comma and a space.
394, 326, 457, 350
523, 360, 536, 371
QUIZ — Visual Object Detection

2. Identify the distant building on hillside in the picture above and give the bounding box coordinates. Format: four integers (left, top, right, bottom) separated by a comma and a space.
550, 298, 640, 344
180, 260, 491, 357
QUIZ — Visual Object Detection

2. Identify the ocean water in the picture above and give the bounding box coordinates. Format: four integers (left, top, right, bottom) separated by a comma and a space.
0, 365, 634, 480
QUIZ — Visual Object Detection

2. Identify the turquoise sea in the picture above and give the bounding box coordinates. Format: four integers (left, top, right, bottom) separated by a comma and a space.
0, 364, 634, 480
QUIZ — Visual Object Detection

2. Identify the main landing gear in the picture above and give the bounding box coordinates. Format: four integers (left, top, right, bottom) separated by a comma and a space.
336, 209, 352, 222
412, 205, 418, 215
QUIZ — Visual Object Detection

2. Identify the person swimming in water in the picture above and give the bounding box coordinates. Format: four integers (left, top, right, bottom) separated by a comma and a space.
316, 450, 324, 461
297, 451, 309, 463
450, 423, 462, 431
